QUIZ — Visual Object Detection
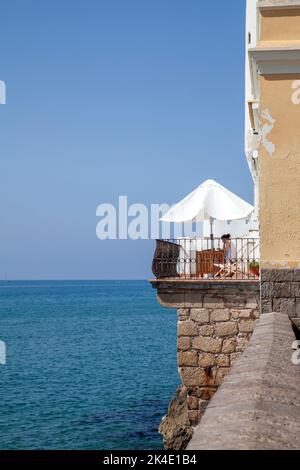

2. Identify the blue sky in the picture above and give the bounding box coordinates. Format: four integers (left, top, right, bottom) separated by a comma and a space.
0, 0, 252, 280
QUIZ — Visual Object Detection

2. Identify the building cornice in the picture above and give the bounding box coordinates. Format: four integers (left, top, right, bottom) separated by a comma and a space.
258, 0, 300, 10
249, 46, 300, 74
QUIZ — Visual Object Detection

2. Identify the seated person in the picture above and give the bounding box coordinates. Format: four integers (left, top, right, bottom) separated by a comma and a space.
221, 234, 237, 263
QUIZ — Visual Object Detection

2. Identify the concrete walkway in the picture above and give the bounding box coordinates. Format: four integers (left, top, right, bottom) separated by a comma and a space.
187, 312, 300, 450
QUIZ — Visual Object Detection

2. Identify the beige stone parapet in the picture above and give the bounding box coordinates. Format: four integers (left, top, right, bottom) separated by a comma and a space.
187, 312, 300, 450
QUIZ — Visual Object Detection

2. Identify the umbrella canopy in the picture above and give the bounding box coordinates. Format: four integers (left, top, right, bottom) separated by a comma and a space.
161, 179, 254, 224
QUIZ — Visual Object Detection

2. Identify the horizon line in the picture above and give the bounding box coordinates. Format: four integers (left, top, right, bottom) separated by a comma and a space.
0, 279, 149, 282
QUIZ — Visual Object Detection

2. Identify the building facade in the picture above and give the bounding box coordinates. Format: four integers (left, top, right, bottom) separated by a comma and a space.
247, 0, 300, 316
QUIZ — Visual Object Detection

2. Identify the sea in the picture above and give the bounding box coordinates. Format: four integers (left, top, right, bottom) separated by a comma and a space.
0, 281, 180, 450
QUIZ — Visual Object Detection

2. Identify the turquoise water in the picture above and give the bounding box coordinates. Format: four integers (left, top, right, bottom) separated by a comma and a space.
0, 281, 179, 450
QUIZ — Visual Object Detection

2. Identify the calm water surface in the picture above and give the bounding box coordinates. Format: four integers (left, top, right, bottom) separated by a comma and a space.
0, 281, 179, 450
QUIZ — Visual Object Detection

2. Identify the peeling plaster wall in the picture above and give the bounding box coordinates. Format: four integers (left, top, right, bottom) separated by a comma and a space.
260, 108, 276, 156
259, 74, 300, 268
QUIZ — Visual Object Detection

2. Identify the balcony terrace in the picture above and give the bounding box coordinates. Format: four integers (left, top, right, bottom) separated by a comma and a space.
151, 237, 260, 282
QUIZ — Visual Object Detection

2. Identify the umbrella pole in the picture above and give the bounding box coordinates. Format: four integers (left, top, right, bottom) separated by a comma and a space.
209, 217, 215, 279
210, 217, 214, 251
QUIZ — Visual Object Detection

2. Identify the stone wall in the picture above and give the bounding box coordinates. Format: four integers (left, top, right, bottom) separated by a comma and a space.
261, 269, 300, 321
153, 281, 260, 427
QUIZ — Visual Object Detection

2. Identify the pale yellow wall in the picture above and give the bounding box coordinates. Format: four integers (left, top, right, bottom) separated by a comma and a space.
258, 5, 300, 268
260, 9, 300, 45
259, 74, 300, 268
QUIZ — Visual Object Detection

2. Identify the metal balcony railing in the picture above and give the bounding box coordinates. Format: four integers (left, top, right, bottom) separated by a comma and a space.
152, 237, 260, 281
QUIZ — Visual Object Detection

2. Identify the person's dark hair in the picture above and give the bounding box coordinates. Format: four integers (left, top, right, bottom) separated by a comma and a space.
221, 234, 231, 241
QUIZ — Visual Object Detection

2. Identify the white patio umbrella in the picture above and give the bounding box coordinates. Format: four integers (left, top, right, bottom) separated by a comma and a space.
161, 179, 254, 242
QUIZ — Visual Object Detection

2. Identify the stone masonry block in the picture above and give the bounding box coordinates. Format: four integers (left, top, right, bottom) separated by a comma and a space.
177, 337, 191, 351
190, 309, 209, 324
273, 298, 296, 316
210, 309, 231, 322
158, 292, 185, 308
271, 269, 294, 282
213, 367, 230, 386
178, 352, 198, 367
222, 337, 237, 353
215, 322, 238, 337
199, 353, 215, 368
260, 269, 272, 282
216, 355, 230, 367
224, 296, 248, 308
180, 367, 204, 387
177, 308, 190, 320
199, 325, 214, 336
238, 309, 253, 319
231, 310, 240, 319
188, 387, 216, 401
261, 269, 293, 282
261, 282, 271, 300
203, 297, 224, 309
178, 320, 198, 337
261, 299, 272, 314
236, 336, 249, 352
185, 292, 203, 308
245, 300, 259, 309
192, 337, 222, 354
291, 282, 300, 298
272, 282, 291, 298
180, 367, 207, 387
238, 319, 257, 333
